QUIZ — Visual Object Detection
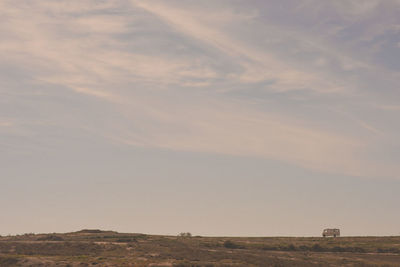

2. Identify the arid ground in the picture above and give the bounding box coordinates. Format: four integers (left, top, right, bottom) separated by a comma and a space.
1, 230, 400, 266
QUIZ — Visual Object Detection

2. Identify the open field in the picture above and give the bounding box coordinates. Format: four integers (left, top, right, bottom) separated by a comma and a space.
1, 230, 400, 266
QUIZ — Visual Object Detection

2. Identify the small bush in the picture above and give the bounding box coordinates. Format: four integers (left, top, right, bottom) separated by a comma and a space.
332, 246, 365, 253
178, 232, 192, 238
0, 256, 19, 267
298, 245, 310, 251
311, 244, 324, 252
352, 247, 366, 253
223, 240, 243, 249
115, 237, 137, 243
261, 245, 278, 251
377, 247, 400, 253
78, 229, 104, 234
37, 235, 64, 241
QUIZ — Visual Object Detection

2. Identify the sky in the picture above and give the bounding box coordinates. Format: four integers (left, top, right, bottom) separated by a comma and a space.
1, 0, 400, 237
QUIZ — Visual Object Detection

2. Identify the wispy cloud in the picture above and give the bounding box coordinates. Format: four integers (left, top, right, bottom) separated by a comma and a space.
0, 0, 399, 178
0, 120, 13, 127
133, 0, 348, 93
117, 98, 365, 175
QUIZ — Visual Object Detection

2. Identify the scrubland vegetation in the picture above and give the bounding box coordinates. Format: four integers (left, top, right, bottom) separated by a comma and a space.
1, 230, 400, 266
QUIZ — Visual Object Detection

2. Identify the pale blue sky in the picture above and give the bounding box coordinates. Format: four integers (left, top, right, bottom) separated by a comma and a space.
1, 0, 399, 236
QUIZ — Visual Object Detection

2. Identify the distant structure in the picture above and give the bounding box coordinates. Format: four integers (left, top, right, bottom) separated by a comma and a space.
322, 228, 340, 237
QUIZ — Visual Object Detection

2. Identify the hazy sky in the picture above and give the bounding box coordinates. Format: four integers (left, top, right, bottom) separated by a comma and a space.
1, 0, 400, 236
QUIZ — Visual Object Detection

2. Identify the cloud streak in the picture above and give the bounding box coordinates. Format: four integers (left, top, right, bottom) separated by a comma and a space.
133, 0, 347, 93
0, 0, 399, 178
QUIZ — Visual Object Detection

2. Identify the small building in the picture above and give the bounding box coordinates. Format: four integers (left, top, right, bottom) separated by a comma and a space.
322, 228, 340, 237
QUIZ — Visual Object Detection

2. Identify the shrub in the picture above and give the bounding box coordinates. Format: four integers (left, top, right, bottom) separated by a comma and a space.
115, 237, 137, 243
36, 235, 64, 241
178, 232, 192, 238
352, 247, 366, 253
377, 247, 400, 253
77, 229, 104, 234
298, 245, 310, 251
261, 245, 278, 251
223, 240, 243, 249
311, 244, 324, 252
0, 256, 19, 267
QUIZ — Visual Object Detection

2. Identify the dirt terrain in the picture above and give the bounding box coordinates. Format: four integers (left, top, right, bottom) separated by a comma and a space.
1, 230, 400, 266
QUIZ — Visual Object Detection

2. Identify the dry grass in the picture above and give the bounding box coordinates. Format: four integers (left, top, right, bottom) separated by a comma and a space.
0, 230, 400, 266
